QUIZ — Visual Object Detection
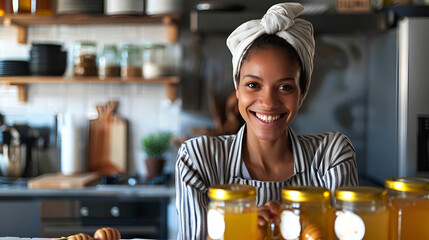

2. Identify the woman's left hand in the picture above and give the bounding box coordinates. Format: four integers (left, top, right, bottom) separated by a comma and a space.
257, 201, 281, 226
257, 201, 281, 240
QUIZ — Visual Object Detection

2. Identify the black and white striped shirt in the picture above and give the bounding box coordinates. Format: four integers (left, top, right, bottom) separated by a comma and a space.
175, 125, 358, 240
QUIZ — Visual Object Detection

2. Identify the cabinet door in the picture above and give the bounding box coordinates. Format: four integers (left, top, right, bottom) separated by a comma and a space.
0, 200, 40, 236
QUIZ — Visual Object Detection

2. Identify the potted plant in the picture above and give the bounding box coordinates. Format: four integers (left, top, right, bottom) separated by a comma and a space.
142, 131, 172, 180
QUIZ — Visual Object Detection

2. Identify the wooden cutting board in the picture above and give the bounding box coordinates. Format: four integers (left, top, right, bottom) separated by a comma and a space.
88, 101, 127, 176
28, 172, 100, 189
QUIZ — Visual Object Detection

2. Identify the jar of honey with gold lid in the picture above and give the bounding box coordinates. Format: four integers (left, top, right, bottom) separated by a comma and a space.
207, 184, 257, 240
334, 186, 389, 240
385, 177, 429, 240
278, 186, 333, 240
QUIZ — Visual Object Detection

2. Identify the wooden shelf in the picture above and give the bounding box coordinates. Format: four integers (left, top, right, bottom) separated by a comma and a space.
0, 76, 180, 102
1, 13, 181, 43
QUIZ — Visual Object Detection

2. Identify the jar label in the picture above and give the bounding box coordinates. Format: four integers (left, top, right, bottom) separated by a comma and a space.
334, 210, 365, 240
280, 210, 301, 240
207, 209, 225, 239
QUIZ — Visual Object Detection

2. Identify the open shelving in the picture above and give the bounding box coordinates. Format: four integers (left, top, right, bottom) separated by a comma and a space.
1, 13, 181, 43
0, 76, 180, 102
0, 13, 182, 102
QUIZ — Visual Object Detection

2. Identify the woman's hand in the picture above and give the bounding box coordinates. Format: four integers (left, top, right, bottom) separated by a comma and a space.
257, 200, 281, 226
257, 201, 281, 240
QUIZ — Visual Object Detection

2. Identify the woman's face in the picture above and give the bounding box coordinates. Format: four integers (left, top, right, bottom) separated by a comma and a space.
236, 47, 302, 141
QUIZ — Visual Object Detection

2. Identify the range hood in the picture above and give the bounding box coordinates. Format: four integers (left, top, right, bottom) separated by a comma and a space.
190, 10, 394, 34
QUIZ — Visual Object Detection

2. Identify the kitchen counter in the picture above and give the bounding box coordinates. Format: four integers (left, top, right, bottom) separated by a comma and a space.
0, 184, 176, 199
0, 185, 176, 239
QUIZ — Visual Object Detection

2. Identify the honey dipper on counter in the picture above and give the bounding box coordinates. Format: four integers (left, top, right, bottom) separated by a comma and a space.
93, 227, 121, 240
52, 233, 92, 240
301, 223, 323, 240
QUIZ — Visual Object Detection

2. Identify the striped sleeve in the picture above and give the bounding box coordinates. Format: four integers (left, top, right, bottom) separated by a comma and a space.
321, 132, 359, 190
175, 143, 209, 240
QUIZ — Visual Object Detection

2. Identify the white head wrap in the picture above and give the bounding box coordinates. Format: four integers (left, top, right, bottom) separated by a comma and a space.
226, 2, 315, 105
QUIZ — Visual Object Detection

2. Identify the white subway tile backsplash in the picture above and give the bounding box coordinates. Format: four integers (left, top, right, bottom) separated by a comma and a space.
0, 23, 181, 176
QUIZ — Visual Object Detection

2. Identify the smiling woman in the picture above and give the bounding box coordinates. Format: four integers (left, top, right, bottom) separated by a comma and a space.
175, 2, 358, 240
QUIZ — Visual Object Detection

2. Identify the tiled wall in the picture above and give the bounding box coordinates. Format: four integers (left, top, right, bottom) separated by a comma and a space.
0, 24, 182, 176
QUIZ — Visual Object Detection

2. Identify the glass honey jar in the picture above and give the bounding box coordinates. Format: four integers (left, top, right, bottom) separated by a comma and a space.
31, 0, 53, 15
334, 186, 389, 240
207, 184, 257, 240
385, 177, 429, 240
278, 186, 334, 240
0, 0, 6, 16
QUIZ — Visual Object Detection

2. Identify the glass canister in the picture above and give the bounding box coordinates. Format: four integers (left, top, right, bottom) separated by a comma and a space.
385, 177, 429, 240
120, 44, 142, 78
73, 41, 98, 77
334, 186, 389, 240
207, 184, 258, 240
0, 0, 6, 16
98, 44, 120, 78
12, 0, 31, 14
142, 43, 167, 79
277, 186, 333, 240
31, 0, 53, 15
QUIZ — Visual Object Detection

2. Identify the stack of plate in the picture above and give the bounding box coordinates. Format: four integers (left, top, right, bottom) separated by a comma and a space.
0, 60, 30, 76
105, 0, 144, 15
29, 43, 67, 76
57, 0, 104, 14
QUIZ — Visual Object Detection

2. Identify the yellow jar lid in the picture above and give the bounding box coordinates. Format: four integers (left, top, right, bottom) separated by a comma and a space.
335, 186, 386, 201
281, 186, 331, 202
385, 177, 429, 192
208, 184, 256, 200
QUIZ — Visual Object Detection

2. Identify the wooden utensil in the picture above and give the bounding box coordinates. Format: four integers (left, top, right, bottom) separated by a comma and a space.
88, 101, 127, 176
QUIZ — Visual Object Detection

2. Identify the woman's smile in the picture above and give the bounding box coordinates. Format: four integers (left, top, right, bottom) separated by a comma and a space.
253, 112, 284, 123
255, 112, 281, 122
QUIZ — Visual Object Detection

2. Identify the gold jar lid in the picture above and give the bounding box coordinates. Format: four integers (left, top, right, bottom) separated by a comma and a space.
385, 177, 429, 192
208, 184, 256, 200
335, 186, 386, 201
282, 186, 331, 202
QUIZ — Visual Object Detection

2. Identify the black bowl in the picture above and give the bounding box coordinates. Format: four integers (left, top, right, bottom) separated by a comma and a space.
29, 51, 67, 76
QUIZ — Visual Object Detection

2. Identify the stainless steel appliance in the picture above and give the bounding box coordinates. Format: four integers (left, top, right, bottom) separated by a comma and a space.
0, 113, 59, 177
0, 119, 41, 178
366, 17, 429, 184
0, 122, 27, 178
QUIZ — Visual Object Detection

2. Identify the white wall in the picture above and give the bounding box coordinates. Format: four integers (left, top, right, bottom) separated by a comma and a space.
0, 23, 182, 176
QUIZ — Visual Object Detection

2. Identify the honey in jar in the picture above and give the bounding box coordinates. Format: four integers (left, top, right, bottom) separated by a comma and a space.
31, 0, 53, 15
385, 177, 429, 240
334, 186, 389, 240
277, 186, 334, 240
12, 0, 31, 14
0, 0, 6, 16
207, 184, 258, 240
